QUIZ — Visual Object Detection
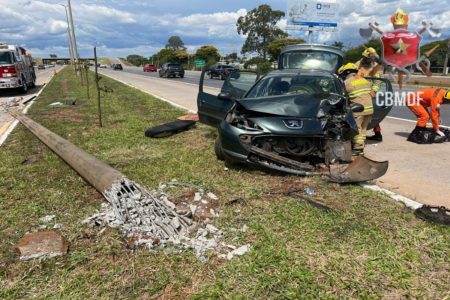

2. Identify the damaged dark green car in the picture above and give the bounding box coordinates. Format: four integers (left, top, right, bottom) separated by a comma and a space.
197, 45, 392, 183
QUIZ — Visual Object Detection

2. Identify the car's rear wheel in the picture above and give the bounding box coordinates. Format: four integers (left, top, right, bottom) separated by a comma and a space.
180, 74, 184, 78
214, 136, 225, 161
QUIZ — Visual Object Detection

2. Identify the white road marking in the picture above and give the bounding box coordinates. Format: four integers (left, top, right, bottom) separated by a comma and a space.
387, 116, 450, 129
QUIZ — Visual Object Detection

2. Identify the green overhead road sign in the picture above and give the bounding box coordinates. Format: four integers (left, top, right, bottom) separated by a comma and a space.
195, 59, 206, 66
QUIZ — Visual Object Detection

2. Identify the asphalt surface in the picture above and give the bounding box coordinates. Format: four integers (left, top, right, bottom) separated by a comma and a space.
114, 65, 224, 89
0, 66, 59, 142
116, 65, 450, 126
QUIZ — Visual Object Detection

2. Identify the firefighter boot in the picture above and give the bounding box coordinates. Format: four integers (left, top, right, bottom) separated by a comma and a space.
367, 132, 382, 142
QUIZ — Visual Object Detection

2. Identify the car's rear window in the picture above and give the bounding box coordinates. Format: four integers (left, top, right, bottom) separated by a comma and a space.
246, 74, 342, 98
281, 51, 341, 72
168, 64, 181, 67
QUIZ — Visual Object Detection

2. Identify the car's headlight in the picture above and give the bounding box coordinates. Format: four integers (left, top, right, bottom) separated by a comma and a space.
327, 93, 344, 105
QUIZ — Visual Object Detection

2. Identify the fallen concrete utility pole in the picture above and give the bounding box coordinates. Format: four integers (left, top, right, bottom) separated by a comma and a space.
10, 111, 191, 241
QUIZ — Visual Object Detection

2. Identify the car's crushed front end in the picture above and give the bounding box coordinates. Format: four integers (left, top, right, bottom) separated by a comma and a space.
197, 44, 391, 183
216, 71, 388, 183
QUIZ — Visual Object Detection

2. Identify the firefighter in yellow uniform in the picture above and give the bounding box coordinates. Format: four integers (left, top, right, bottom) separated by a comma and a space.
338, 63, 374, 154
356, 47, 384, 141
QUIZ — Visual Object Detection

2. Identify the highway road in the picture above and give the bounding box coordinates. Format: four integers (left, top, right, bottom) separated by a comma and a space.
99, 61, 450, 207
115, 63, 450, 126
0, 66, 60, 145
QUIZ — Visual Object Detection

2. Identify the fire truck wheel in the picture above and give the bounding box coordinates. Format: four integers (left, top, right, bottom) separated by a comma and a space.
20, 76, 28, 94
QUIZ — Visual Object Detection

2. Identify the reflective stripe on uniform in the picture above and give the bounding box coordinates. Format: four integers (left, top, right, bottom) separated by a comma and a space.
364, 105, 373, 113
349, 88, 372, 98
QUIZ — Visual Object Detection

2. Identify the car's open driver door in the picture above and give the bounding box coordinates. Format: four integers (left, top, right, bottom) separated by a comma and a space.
197, 68, 258, 127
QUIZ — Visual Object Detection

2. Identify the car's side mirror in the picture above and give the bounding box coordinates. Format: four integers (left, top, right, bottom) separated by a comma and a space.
218, 92, 232, 101
351, 103, 364, 113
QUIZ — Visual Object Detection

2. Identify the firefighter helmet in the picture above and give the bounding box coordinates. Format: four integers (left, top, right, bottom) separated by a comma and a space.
362, 47, 378, 58
338, 63, 359, 75
444, 90, 450, 101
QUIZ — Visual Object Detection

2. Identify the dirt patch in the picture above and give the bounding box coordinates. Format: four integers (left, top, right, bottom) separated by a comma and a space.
43, 109, 87, 123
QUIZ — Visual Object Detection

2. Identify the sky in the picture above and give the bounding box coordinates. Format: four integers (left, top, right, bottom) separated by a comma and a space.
0, 0, 448, 58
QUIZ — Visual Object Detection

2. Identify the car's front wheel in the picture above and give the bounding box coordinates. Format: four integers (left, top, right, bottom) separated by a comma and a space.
214, 136, 225, 161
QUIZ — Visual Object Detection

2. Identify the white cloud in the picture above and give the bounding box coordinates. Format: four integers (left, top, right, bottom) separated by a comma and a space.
0, 0, 448, 57
155, 9, 247, 39
78, 4, 136, 24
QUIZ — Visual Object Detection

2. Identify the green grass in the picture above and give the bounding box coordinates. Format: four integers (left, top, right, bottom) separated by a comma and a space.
0, 68, 449, 299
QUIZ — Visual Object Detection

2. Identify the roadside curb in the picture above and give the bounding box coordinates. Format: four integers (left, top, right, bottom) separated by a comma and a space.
0, 68, 60, 146
360, 183, 423, 210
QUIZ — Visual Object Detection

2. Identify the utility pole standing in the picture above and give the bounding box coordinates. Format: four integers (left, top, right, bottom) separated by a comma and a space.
61, 4, 74, 66
67, 0, 80, 71
94, 47, 103, 127
443, 40, 450, 75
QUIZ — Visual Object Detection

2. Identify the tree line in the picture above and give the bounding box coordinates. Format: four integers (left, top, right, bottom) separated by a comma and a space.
126, 4, 448, 70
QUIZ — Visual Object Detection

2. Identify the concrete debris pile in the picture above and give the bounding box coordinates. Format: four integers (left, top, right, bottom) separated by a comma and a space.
83, 179, 251, 259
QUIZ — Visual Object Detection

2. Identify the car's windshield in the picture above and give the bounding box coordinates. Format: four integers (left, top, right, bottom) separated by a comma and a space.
0, 52, 13, 64
281, 51, 340, 72
246, 74, 342, 98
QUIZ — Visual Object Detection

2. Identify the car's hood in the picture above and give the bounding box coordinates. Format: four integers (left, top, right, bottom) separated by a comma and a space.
237, 94, 323, 118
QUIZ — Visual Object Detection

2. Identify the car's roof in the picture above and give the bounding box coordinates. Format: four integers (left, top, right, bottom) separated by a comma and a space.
281, 43, 344, 57
265, 69, 336, 78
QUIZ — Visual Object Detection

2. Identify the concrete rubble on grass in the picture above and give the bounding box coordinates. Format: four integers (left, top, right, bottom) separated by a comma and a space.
15, 231, 68, 261
83, 179, 251, 260
39, 215, 56, 222
9, 113, 250, 261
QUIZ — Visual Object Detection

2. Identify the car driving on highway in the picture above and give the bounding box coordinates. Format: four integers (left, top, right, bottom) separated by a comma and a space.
143, 64, 157, 72
159, 63, 185, 78
207, 64, 236, 80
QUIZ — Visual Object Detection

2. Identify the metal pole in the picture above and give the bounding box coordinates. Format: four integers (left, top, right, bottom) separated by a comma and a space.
61, 5, 74, 66
67, 0, 79, 63
85, 63, 90, 99
443, 40, 450, 76
94, 47, 103, 127
308, 28, 313, 44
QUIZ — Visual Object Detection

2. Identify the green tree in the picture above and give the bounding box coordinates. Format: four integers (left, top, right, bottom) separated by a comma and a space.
343, 39, 382, 63
237, 4, 287, 59
420, 39, 450, 68
225, 52, 238, 60
267, 37, 305, 61
243, 57, 273, 73
195, 45, 220, 65
173, 50, 188, 64
126, 54, 146, 66
331, 41, 344, 50
165, 36, 186, 51
49, 54, 57, 58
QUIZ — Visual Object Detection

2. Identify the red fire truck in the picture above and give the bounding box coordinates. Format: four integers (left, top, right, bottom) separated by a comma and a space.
0, 43, 36, 93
